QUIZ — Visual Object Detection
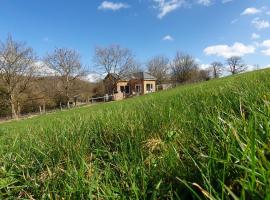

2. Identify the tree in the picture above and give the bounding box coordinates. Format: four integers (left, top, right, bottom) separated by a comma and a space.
0, 35, 36, 119
147, 55, 169, 85
199, 69, 211, 81
93, 44, 137, 76
0, 84, 10, 117
227, 56, 247, 75
45, 48, 86, 108
92, 81, 105, 97
170, 52, 198, 83
210, 61, 223, 78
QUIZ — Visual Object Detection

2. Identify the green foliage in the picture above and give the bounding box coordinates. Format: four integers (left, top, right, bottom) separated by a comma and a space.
1, 69, 270, 199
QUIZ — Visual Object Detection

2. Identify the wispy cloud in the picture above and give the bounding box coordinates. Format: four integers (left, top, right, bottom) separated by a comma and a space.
251, 33, 260, 40
153, 0, 233, 18
241, 7, 261, 15
262, 49, 270, 56
197, 0, 212, 7
261, 39, 270, 56
252, 18, 270, 30
162, 35, 174, 41
98, 1, 129, 11
204, 42, 255, 58
153, 0, 185, 19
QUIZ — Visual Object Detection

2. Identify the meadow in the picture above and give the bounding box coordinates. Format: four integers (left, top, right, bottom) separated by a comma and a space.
1, 69, 270, 199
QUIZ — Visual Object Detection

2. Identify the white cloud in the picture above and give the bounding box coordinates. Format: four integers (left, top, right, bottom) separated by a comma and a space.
261, 39, 270, 56
98, 1, 129, 11
162, 35, 174, 41
204, 42, 255, 58
33, 61, 56, 76
195, 58, 201, 63
86, 73, 104, 82
262, 49, 270, 56
267, 11, 270, 15
241, 7, 261, 15
261, 40, 270, 48
251, 33, 260, 40
153, 0, 185, 19
252, 18, 270, 30
200, 64, 211, 70
153, 0, 230, 18
197, 0, 212, 6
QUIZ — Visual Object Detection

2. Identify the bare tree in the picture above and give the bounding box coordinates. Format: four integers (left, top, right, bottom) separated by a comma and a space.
93, 44, 137, 76
147, 55, 169, 85
45, 48, 85, 108
227, 56, 247, 75
0, 35, 36, 119
210, 61, 223, 78
0, 83, 10, 117
170, 52, 198, 83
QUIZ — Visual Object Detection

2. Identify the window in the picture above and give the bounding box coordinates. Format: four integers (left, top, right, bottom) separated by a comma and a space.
120, 86, 125, 93
135, 84, 141, 93
146, 84, 153, 92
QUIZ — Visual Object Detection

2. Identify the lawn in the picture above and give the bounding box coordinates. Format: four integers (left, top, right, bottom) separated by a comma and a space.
1, 69, 270, 199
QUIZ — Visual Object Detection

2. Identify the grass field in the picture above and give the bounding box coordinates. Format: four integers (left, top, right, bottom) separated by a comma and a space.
1, 69, 270, 199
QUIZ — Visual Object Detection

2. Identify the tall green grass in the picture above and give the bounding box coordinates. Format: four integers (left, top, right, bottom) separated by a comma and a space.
1, 69, 270, 199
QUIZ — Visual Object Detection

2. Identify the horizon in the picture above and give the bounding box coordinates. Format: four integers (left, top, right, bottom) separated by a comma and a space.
1, 0, 270, 78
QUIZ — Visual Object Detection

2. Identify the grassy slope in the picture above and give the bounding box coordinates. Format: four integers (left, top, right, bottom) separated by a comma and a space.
1, 69, 270, 199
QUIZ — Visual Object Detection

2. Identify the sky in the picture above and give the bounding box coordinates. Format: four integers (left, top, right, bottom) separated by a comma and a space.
0, 0, 270, 75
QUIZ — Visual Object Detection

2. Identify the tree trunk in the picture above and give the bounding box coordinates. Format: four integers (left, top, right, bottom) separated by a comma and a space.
9, 94, 18, 119
10, 101, 18, 119
17, 102, 21, 118
66, 76, 70, 109
9, 93, 18, 119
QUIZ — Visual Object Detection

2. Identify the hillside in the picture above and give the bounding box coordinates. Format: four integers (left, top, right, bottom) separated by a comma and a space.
1, 69, 270, 199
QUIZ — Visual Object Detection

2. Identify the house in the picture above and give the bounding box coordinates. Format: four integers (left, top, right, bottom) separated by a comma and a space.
104, 72, 157, 100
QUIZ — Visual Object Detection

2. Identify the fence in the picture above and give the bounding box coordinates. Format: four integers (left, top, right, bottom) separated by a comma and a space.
0, 95, 117, 123
90, 94, 114, 103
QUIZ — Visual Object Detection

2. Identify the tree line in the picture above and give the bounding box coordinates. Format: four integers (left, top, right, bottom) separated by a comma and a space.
146, 54, 247, 85
0, 35, 92, 119
0, 35, 248, 119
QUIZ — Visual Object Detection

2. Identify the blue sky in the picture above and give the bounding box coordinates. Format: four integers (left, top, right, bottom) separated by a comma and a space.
0, 0, 270, 72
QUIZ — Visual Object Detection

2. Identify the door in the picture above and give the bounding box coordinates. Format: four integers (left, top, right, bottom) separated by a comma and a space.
125, 86, 130, 94
135, 84, 141, 95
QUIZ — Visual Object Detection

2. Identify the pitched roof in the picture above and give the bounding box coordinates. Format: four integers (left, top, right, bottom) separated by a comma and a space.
105, 72, 157, 81
132, 72, 157, 80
